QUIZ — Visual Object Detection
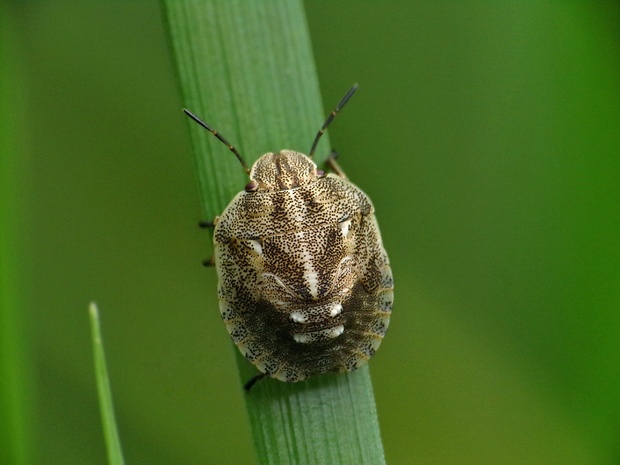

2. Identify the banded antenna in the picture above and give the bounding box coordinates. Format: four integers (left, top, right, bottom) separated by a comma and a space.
183, 109, 251, 175
309, 84, 358, 158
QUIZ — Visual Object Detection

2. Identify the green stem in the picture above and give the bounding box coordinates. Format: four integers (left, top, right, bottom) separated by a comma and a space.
161, 2, 386, 464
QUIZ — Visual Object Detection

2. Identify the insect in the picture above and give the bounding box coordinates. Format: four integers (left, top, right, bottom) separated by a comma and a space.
184, 85, 393, 387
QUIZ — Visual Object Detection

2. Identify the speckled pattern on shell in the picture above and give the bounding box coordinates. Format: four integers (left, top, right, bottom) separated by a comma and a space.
214, 150, 393, 382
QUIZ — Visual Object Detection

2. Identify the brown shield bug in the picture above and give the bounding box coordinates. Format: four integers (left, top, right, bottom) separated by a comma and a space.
184, 85, 393, 387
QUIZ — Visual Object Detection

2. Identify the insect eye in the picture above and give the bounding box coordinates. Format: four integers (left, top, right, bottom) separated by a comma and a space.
316, 169, 325, 178
245, 181, 258, 192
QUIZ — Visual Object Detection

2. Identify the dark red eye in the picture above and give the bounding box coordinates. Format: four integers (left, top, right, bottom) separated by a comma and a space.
245, 180, 258, 192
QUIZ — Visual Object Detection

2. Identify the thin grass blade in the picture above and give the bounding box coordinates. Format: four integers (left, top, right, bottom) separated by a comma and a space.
89, 303, 126, 465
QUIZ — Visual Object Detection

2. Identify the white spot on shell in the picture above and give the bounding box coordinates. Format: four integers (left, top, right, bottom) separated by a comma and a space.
339, 219, 352, 238
329, 325, 344, 338
293, 324, 345, 344
248, 239, 263, 255
330, 303, 343, 317
290, 311, 307, 324
293, 333, 313, 344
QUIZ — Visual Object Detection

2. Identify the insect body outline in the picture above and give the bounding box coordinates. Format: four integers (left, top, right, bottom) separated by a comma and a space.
185, 85, 393, 384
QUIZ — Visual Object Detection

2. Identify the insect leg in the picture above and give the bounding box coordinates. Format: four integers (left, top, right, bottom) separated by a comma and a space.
326, 150, 349, 180
244, 373, 266, 391
198, 219, 217, 267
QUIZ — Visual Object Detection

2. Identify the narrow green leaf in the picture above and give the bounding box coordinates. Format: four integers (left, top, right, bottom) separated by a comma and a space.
89, 303, 126, 465
161, 2, 386, 464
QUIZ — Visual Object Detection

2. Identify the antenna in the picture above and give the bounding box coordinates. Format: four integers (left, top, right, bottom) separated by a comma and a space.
309, 84, 358, 158
183, 109, 250, 174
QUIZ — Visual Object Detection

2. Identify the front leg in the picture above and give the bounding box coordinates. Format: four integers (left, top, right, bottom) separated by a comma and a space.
198, 217, 219, 267
325, 150, 348, 180
198, 216, 219, 229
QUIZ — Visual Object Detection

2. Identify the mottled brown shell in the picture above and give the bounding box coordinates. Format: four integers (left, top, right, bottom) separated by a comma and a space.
214, 150, 393, 382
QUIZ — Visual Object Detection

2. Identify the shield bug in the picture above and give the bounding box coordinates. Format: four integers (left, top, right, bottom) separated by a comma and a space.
184, 85, 393, 385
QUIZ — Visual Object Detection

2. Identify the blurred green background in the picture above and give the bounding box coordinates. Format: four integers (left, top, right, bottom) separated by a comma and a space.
3, 1, 620, 464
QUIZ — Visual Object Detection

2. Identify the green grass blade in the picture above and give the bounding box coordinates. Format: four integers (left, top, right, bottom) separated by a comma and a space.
161, 2, 386, 464
89, 303, 126, 465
